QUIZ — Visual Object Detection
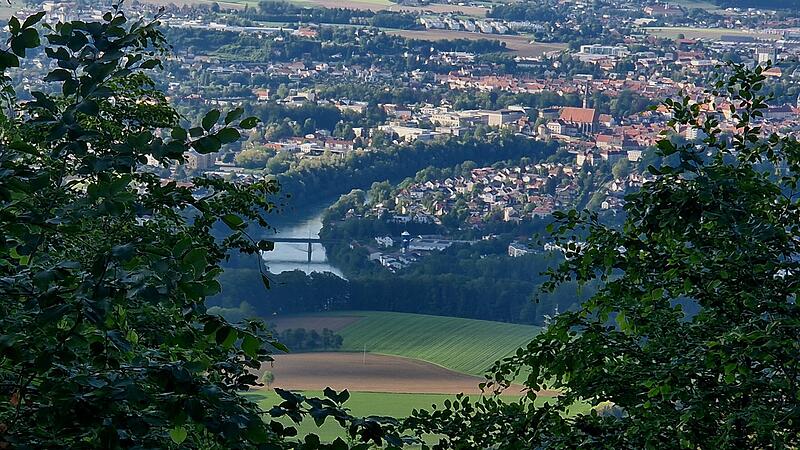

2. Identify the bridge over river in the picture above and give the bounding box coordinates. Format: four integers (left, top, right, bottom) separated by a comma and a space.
268, 237, 345, 263
260, 205, 346, 277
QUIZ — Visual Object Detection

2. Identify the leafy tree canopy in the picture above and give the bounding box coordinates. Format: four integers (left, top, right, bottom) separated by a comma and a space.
406, 64, 800, 449
0, 5, 403, 449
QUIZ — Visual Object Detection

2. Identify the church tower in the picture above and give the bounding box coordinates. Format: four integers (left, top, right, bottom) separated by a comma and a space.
582, 82, 590, 109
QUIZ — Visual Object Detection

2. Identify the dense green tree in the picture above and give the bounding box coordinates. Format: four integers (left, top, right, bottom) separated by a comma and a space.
611, 158, 630, 179
0, 7, 403, 449
235, 147, 273, 168
405, 65, 800, 449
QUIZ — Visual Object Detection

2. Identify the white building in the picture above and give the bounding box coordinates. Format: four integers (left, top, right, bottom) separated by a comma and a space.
578, 44, 629, 58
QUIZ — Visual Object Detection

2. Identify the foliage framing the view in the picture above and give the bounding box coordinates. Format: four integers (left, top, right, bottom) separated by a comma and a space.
405, 65, 800, 449
0, 5, 405, 449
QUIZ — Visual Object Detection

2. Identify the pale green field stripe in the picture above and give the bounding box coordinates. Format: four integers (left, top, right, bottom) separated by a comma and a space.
332, 311, 540, 377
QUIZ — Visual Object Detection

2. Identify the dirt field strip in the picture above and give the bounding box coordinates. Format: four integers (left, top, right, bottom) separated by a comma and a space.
263, 352, 555, 396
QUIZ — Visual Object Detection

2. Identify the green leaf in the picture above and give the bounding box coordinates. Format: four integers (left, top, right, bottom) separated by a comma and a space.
304, 434, 321, 447
257, 240, 274, 252
656, 138, 677, 156
245, 421, 268, 444
216, 127, 240, 144
222, 329, 238, 348
202, 109, 220, 131
140, 58, 160, 69
8, 16, 20, 34
44, 68, 73, 82
20, 28, 39, 50
76, 99, 99, 115
10, 37, 25, 57
169, 426, 187, 444
30, 91, 57, 112
269, 340, 289, 353
192, 136, 221, 154
242, 334, 260, 358
21, 11, 45, 29
0, 50, 20, 70
171, 127, 188, 141
62, 78, 78, 96
225, 107, 244, 124
221, 213, 245, 230
615, 312, 629, 333
215, 326, 234, 345
173, 237, 192, 257
182, 248, 207, 276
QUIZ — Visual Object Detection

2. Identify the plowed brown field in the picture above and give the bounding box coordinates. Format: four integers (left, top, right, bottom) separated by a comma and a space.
263, 352, 548, 396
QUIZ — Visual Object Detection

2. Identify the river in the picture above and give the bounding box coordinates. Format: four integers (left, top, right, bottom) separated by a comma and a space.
260, 202, 345, 278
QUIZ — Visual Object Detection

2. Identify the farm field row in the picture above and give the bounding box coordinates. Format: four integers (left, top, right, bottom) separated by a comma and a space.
644, 26, 779, 41
272, 311, 541, 377
264, 351, 542, 394
385, 29, 567, 57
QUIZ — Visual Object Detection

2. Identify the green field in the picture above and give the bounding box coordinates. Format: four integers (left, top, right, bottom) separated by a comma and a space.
284, 311, 541, 377
248, 390, 591, 443
644, 26, 778, 41
250, 390, 506, 442
248, 390, 575, 443
669, 0, 725, 12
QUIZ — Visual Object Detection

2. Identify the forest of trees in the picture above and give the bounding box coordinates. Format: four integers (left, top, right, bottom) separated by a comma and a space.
271, 328, 344, 352
211, 239, 589, 326
0, 8, 406, 448
245, 1, 420, 29
163, 25, 506, 69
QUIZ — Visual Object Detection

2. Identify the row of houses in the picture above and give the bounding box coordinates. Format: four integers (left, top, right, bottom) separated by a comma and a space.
375, 164, 582, 227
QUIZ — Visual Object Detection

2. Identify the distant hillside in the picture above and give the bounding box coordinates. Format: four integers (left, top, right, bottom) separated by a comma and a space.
272, 311, 541, 377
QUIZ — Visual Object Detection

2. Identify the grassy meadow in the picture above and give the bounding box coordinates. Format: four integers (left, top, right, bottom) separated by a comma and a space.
644, 26, 779, 41
248, 390, 591, 443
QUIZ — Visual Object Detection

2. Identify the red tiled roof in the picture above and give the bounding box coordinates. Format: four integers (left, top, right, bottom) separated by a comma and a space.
596, 134, 621, 143
560, 107, 598, 124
